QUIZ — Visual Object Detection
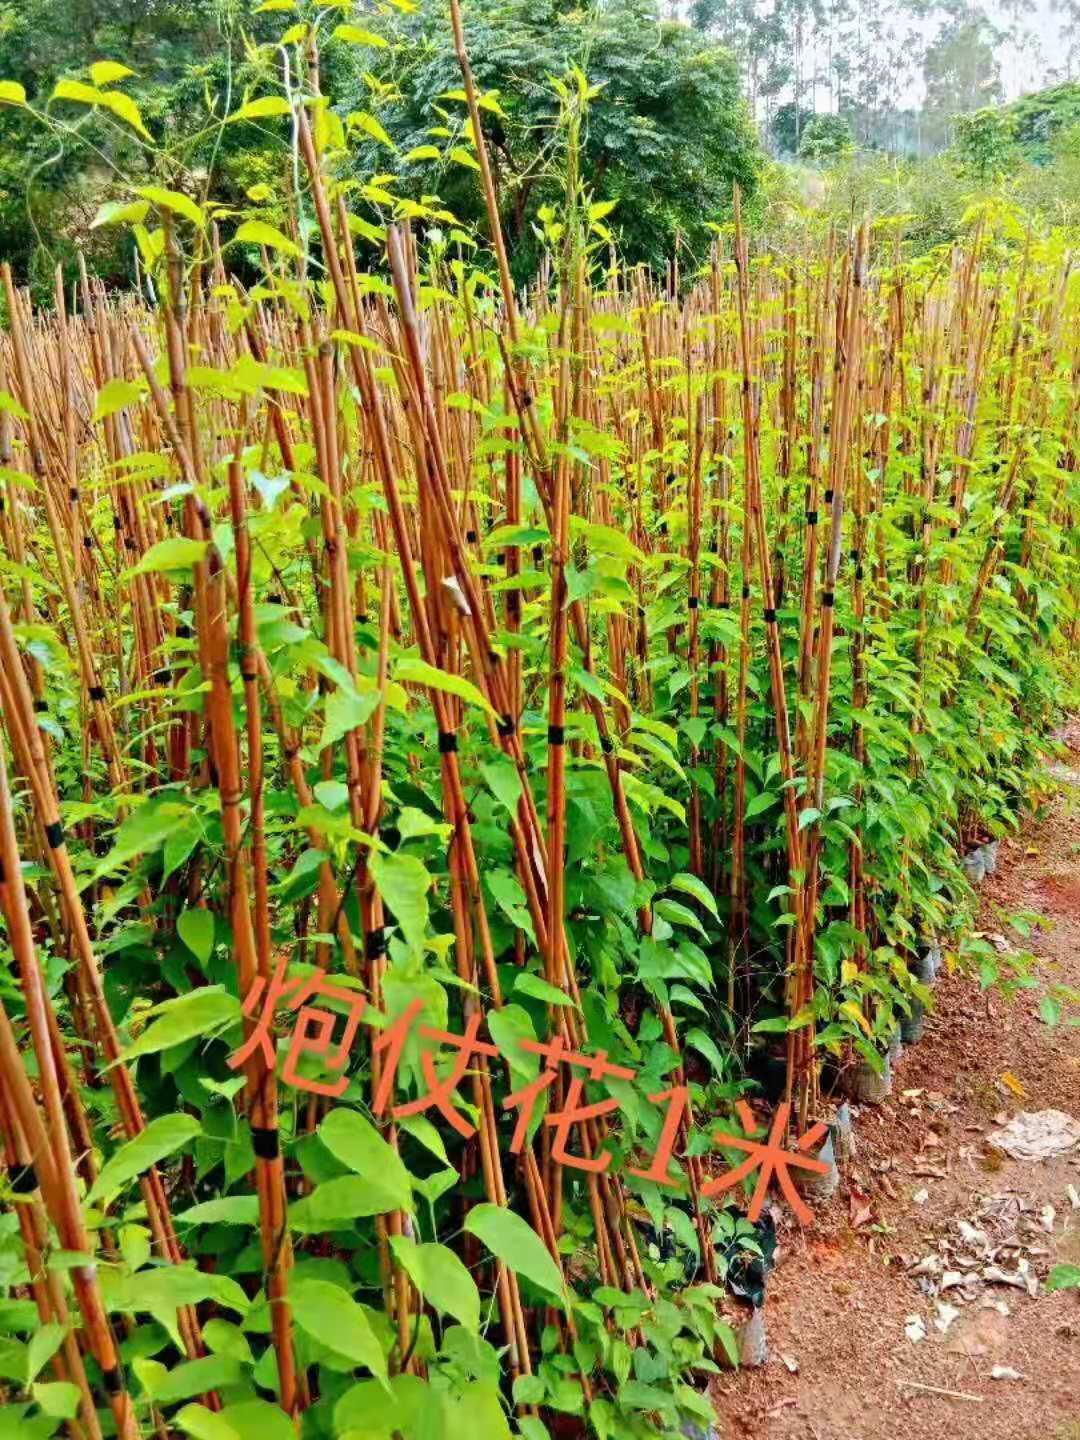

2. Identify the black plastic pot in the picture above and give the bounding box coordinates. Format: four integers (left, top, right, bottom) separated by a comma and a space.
900, 998, 926, 1045
845, 1050, 892, 1103
795, 1127, 839, 1202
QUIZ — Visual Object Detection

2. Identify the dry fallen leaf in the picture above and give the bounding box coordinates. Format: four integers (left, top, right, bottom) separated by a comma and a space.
849, 1190, 874, 1228
1001, 1072, 1027, 1099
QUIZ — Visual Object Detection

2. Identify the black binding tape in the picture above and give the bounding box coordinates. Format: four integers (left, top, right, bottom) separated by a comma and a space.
950, 527, 958, 539
466, 529, 478, 544
532, 547, 544, 565
763, 607, 778, 623
241, 670, 257, 683
496, 553, 506, 566
599, 734, 614, 754
688, 595, 699, 609
124, 535, 136, 550
822, 590, 835, 608
83, 535, 93, 550
437, 731, 458, 754
497, 714, 515, 738
806, 510, 818, 524
823, 489, 834, 504
89, 685, 106, 702
250, 1126, 280, 1161
69, 487, 79, 503
742, 585, 751, 600
365, 927, 388, 959
268, 593, 282, 605
154, 668, 170, 685
855, 565, 864, 580
356, 613, 370, 625
177, 624, 191, 639
101, 1367, 125, 1397
112, 516, 122, 531
45, 821, 64, 849
7, 1167, 36, 1194
33, 699, 47, 714
547, 724, 566, 746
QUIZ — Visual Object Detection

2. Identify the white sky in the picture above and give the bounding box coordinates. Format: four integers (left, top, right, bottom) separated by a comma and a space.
991, 0, 1072, 99
671, 0, 1078, 107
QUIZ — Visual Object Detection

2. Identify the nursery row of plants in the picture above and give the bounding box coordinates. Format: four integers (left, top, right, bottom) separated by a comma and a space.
0, 14, 1078, 1440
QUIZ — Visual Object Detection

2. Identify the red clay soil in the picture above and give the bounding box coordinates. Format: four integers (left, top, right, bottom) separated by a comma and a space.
710, 721, 1080, 1440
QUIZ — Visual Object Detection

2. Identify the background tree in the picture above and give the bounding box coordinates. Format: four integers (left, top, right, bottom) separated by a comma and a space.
358, 0, 763, 275
920, 3, 1003, 148
797, 109, 854, 161
952, 104, 1016, 178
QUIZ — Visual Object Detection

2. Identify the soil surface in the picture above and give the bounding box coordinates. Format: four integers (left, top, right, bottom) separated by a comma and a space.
710, 720, 1080, 1440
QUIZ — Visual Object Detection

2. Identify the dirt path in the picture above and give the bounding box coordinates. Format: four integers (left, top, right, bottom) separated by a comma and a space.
711, 722, 1080, 1440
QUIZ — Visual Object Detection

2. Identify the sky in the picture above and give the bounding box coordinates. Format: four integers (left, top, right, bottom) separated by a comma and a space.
994, 0, 1073, 98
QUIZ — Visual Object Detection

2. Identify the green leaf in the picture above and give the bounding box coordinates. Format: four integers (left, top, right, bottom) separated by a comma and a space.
334, 1374, 428, 1437
93, 378, 141, 421
91, 199, 150, 229
450, 145, 481, 171
155, 1356, 247, 1403
1039, 994, 1061, 1026
101, 90, 151, 140
216, 1401, 296, 1440
334, 24, 389, 46
389, 1236, 480, 1332
53, 78, 102, 106
89, 1113, 201, 1205
653, 898, 706, 937
319, 1110, 411, 1211
480, 756, 522, 814
135, 186, 205, 228
320, 685, 381, 752
174, 1197, 260, 1227
289, 1175, 408, 1229
351, 110, 395, 148
1047, 1264, 1080, 1291
234, 220, 301, 258
32, 1382, 80, 1420
290, 1279, 388, 1383
370, 851, 431, 955
231, 96, 292, 121
511, 973, 576, 1008
121, 987, 241, 1063
123, 537, 209, 578
397, 1115, 449, 1165
744, 790, 778, 820
443, 1382, 512, 1440
394, 656, 496, 718
177, 908, 214, 964
668, 872, 720, 922
464, 1203, 564, 1301
487, 1005, 539, 1081
27, 1325, 66, 1383
90, 61, 135, 86
0, 390, 28, 420
175, 1404, 242, 1440
0, 82, 27, 107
